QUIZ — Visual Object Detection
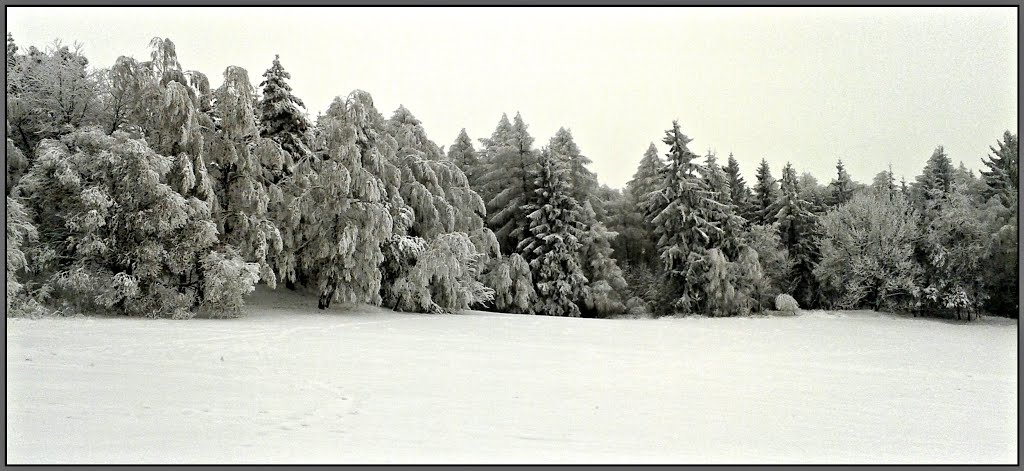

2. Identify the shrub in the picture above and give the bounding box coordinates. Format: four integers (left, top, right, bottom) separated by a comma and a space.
775, 293, 800, 313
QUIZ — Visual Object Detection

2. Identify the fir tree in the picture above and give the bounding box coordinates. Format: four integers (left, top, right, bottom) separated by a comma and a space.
980, 131, 1018, 204
723, 153, 751, 220
448, 128, 483, 189
578, 201, 628, 317
518, 148, 589, 317
257, 54, 311, 160
770, 162, 821, 307
549, 127, 600, 215
752, 158, 779, 225
828, 159, 855, 207
481, 112, 540, 253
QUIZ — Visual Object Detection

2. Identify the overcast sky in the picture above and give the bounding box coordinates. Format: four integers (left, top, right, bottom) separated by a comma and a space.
8, 7, 1017, 189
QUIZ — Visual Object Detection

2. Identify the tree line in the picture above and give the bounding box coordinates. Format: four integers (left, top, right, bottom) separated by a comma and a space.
5, 36, 1018, 320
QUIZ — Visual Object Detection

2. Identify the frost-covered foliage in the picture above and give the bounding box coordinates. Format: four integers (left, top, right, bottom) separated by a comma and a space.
17, 130, 256, 318
549, 127, 600, 215
519, 149, 589, 317
382, 234, 494, 313
7, 196, 39, 315
979, 132, 1019, 316
643, 121, 740, 315
207, 65, 283, 287
815, 192, 921, 310
915, 185, 991, 320
6, 128, 30, 195
479, 112, 541, 253
578, 202, 627, 317
743, 224, 789, 301
484, 253, 536, 314
294, 91, 393, 309
723, 153, 753, 222
448, 128, 484, 190
775, 293, 799, 313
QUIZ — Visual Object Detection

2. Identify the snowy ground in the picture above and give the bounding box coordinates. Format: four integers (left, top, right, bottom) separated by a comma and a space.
6, 287, 1018, 464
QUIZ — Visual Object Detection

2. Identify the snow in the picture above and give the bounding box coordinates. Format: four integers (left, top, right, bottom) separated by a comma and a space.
6, 287, 1018, 464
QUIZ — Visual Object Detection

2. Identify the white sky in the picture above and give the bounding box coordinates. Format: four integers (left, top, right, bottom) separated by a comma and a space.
7, 7, 1017, 189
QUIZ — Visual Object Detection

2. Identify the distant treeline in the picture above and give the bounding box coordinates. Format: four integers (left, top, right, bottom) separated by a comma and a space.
5, 36, 1018, 320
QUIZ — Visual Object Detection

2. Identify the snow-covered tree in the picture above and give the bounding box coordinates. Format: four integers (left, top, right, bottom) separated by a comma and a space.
480, 112, 541, 253
17, 130, 257, 318
549, 127, 600, 215
485, 253, 536, 314
980, 131, 1018, 205
207, 65, 283, 287
578, 201, 628, 317
871, 166, 898, 198
518, 148, 589, 317
828, 159, 855, 206
294, 91, 394, 309
448, 128, 483, 190
770, 162, 821, 307
742, 224, 789, 302
815, 191, 921, 310
258, 54, 311, 160
644, 121, 738, 314
723, 153, 752, 221
751, 158, 778, 225
6, 196, 38, 315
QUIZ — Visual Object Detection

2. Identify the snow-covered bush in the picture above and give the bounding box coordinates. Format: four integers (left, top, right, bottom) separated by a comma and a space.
6, 196, 39, 316
775, 294, 799, 313
382, 234, 495, 313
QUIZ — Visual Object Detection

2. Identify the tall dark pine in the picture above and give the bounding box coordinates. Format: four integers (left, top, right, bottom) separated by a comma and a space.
829, 159, 854, 207
723, 153, 751, 220
258, 54, 311, 162
752, 158, 779, 225
482, 112, 540, 253
770, 162, 820, 308
980, 131, 1018, 204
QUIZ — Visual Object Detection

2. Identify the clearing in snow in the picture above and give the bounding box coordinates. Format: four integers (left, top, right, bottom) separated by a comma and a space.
5, 287, 1018, 464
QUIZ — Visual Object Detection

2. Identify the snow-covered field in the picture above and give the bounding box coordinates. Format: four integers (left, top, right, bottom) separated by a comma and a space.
6, 287, 1018, 464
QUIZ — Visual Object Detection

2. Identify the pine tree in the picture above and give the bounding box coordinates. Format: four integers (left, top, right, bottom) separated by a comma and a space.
257, 54, 311, 160
448, 128, 483, 189
518, 148, 589, 317
752, 158, 779, 225
549, 127, 600, 215
915, 146, 956, 207
770, 162, 821, 307
644, 121, 735, 314
829, 159, 855, 206
628, 143, 664, 205
481, 112, 540, 253
980, 131, 1018, 204
871, 166, 898, 199
578, 201, 628, 317
723, 153, 751, 221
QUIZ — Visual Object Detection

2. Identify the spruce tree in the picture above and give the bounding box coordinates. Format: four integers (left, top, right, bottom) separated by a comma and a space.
481, 112, 540, 253
578, 201, 628, 317
770, 162, 821, 307
829, 159, 855, 206
518, 148, 589, 317
980, 131, 1018, 204
723, 153, 751, 220
644, 121, 734, 314
448, 128, 483, 190
752, 158, 779, 225
257, 54, 311, 160
549, 127, 600, 215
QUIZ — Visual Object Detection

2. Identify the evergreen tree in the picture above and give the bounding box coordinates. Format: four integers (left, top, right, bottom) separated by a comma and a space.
980, 131, 1018, 204
829, 159, 854, 206
871, 166, 898, 198
6, 195, 38, 315
448, 128, 483, 190
257, 54, 311, 160
628, 143, 664, 204
518, 148, 589, 317
770, 162, 821, 307
914, 146, 956, 207
723, 153, 751, 221
481, 112, 540, 253
752, 158, 779, 225
644, 121, 735, 314
578, 201, 628, 317
549, 127, 600, 215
